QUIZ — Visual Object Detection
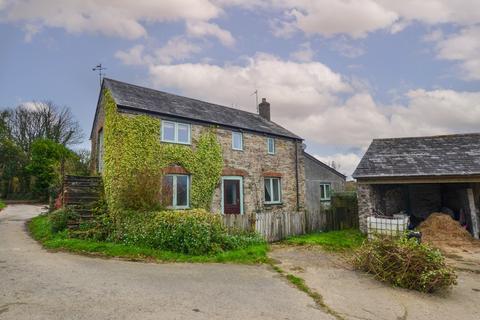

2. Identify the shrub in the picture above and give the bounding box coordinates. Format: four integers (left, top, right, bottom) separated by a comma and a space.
0, 200, 6, 211
49, 208, 78, 233
351, 236, 457, 293
114, 209, 264, 255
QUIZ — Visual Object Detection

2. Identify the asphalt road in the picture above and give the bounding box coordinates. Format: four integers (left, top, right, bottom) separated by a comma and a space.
0, 205, 331, 320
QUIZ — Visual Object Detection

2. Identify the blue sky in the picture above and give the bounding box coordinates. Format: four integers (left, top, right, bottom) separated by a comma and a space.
1, 1, 479, 177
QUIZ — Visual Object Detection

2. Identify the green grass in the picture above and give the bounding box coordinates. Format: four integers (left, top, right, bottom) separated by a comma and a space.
28, 214, 268, 264
0, 200, 6, 211
284, 229, 366, 251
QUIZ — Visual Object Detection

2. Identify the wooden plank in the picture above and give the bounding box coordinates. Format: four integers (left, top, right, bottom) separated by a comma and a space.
467, 188, 479, 239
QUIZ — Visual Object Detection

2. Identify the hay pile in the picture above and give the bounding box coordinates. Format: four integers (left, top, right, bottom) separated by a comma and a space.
418, 213, 476, 250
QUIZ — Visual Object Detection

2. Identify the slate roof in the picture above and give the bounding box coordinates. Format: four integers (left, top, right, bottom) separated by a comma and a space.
303, 151, 346, 179
353, 133, 480, 179
98, 78, 301, 140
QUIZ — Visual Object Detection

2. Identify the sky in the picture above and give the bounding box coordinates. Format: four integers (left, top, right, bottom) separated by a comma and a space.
1, 0, 479, 178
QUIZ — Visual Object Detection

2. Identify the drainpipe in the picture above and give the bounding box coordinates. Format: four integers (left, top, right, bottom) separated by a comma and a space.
295, 140, 300, 211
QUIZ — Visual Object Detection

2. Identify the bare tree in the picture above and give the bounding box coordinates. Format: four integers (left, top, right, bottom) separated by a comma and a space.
5, 101, 83, 153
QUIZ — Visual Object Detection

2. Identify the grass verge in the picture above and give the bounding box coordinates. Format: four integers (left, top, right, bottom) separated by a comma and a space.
0, 200, 6, 211
271, 264, 345, 320
28, 214, 268, 264
284, 229, 365, 251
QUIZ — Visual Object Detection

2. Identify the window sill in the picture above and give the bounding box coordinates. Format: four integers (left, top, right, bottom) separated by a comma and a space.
161, 140, 191, 146
232, 148, 244, 151
264, 202, 283, 206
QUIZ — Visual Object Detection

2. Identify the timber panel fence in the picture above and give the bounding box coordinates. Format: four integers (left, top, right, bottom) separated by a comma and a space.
222, 210, 327, 242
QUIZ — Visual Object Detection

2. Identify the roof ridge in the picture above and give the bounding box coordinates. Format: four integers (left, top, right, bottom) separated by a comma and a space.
104, 77, 271, 123
372, 132, 480, 141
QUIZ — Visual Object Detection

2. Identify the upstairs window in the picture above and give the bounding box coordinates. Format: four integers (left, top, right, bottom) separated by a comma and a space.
320, 183, 332, 201
264, 177, 281, 204
162, 174, 190, 209
267, 137, 275, 154
232, 131, 243, 150
161, 120, 191, 144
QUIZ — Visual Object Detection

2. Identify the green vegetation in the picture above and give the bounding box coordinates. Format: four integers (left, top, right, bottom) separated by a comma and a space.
0, 200, 6, 211
352, 236, 457, 293
1, 104, 87, 200
284, 229, 366, 251
29, 214, 268, 264
102, 89, 223, 212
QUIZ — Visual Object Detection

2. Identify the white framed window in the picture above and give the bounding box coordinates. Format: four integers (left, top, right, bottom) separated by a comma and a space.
267, 137, 275, 154
232, 131, 243, 150
320, 183, 332, 201
161, 120, 191, 144
264, 177, 281, 204
162, 174, 190, 209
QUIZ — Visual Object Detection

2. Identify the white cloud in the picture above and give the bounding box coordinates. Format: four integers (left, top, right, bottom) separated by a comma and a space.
115, 37, 202, 66
290, 42, 314, 62
314, 153, 362, 179
330, 37, 365, 58
0, 0, 221, 39
115, 45, 146, 66
435, 25, 480, 80
186, 21, 235, 47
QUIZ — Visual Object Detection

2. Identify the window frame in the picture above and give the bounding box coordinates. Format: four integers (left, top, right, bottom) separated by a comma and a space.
163, 174, 190, 209
231, 131, 243, 151
267, 137, 275, 154
320, 183, 332, 201
264, 177, 282, 204
161, 120, 191, 145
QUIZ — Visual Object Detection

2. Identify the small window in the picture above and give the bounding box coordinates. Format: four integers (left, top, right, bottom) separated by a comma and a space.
162, 174, 190, 209
161, 120, 191, 144
267, 137, 275, 154
232, 131, 243, 150
320, 183, 332, 201
264, 177, 281, 204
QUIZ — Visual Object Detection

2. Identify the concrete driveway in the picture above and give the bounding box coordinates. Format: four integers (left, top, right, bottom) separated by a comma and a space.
270, 245, 480, 320
0, 205, 332, 320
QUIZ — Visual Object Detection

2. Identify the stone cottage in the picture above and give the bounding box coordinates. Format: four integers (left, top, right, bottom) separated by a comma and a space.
353, 133, 480, 237
91, 78, 310, 214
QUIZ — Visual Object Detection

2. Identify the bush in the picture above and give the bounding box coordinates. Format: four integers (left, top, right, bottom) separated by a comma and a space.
351, 236, 457, 293
114, 209, 264, 255
0, 200, 6, 211
49, 209, 78, 233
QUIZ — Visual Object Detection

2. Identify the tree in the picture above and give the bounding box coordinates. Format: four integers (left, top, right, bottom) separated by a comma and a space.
27, 139, 74, 199
6, 101, 83, 153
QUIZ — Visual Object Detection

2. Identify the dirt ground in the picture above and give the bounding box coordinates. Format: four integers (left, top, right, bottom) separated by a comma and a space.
270, 245, 480, 320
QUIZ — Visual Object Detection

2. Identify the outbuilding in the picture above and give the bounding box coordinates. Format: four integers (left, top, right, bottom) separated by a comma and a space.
353, 133, 480, 238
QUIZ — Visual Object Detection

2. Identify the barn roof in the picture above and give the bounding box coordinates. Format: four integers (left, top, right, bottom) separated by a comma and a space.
353, 133, 480, 179
97, 78, 301, 140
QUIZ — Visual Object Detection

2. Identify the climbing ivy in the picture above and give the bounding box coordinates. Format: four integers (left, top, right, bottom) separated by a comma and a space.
102, 89, 223, 213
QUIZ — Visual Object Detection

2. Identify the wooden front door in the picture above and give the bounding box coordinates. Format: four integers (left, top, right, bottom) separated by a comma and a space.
223, 179, 241, 214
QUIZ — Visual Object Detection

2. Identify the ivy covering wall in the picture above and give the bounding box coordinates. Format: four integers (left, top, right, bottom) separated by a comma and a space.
102, 89, 223, 213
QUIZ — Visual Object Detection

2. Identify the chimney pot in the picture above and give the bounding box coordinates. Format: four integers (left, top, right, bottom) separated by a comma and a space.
259, 98, 271, 121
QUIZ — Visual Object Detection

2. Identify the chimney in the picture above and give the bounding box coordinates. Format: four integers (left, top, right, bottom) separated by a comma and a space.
258, 98, 271, 121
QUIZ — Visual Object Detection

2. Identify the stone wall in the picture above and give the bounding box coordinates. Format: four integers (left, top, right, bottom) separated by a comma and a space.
91, 98, 305, 214
209, 126, 305, 214
90, 94, 105, 174
357, 183, 375, 232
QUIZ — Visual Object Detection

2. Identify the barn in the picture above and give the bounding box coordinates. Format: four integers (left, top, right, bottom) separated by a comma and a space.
353, 133, 480, 238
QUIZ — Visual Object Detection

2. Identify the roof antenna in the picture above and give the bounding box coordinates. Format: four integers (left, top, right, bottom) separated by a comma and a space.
92, 63, 107, 87
251, 89, 258, 113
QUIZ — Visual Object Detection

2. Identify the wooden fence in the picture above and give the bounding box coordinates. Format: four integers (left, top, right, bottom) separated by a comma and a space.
222, 210, 327, 242
221, 194, 359, 242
